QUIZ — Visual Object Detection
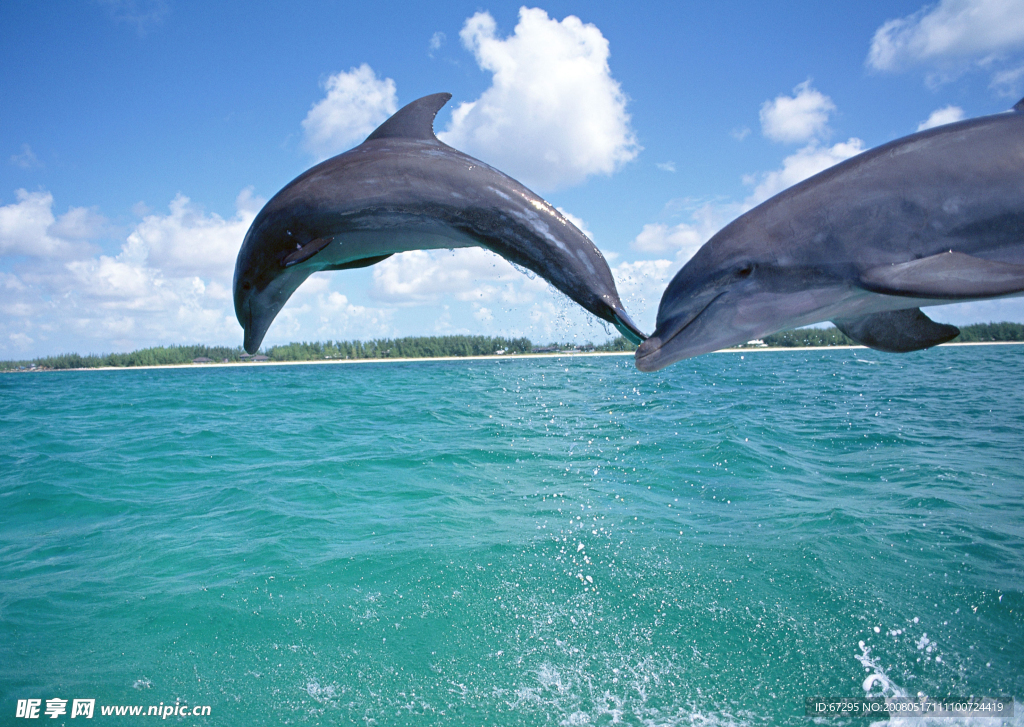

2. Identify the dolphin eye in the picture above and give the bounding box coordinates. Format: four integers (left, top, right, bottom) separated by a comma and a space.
736, 263, 755, 278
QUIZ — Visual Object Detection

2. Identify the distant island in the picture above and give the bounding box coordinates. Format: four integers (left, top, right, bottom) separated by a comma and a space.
3, 323, 1023, 372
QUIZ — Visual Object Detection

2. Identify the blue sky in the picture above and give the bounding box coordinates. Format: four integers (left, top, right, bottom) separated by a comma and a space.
3, 0, 1024, 358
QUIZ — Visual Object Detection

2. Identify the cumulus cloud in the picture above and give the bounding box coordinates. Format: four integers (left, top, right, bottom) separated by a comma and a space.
273, 279, 395, 344
0, 189, 100, 259
867, 0, 1024, 72
917, 105, 966, 130
363, 245, 624, 343
438, 7, 640, 190
0, 189, 261, 358
302, 64, 398, 160
760, 80, 836, 144
1, 187, 634, 357
630, 204, 724, 261
125, 189, 259, 279
370, 248, 547, 306
743, 138, 865, 207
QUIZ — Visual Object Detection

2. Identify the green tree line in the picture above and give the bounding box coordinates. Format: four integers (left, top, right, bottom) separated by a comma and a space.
952, 321, 1024, 342
757, 322, 1024, 348
266, 335, 532, 361
3, 324, 1021, 371
1, 344, 247, 371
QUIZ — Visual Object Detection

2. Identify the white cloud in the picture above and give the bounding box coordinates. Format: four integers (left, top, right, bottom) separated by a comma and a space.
759, 80, 836, 144
277, 282, 395, 344
744, 138, 865, 207
301, 64, 398, 160
125, 189, 258, 279
990, 63, 1024, 95
0, 189, 260, 358
867, 0, 1024, 73
656, 161, 676, 173
917, 105, 966, 130
429, 31, 446, 55
611, 258, 675, 332
632, 223, 703, 256
367, 246, 616, 343
630, 204, 724, 261
10, 144, 41, 169
554, 207, 595, 243
370, 248, 546, 305
438, 7, 639, 190
0, 188, 635, 357
0, 189, 97, 259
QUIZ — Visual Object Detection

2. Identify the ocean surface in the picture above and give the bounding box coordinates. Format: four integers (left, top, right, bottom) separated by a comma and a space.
2, 346, 1022, 726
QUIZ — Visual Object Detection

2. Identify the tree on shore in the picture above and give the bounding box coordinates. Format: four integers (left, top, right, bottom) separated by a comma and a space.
3, 323, 1021, 371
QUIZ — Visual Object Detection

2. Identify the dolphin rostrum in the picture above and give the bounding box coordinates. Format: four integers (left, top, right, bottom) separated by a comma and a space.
636, 97, 1024, 372
233, 93, 645, 353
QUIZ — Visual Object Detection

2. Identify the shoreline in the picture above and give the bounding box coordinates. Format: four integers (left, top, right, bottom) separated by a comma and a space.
4, 340, 1021, 374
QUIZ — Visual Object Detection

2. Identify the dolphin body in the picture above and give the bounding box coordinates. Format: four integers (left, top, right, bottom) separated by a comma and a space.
636, 97, 1024, 372
233, 93, 645, 353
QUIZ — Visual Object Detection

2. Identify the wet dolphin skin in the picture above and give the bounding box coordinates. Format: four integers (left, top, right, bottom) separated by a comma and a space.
637, 98, 1024, 372
234, 93, 644, 354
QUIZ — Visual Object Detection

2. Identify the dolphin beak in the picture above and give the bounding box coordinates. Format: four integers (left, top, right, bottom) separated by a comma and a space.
634, 290, 724, 372
609, 307, 647, 345
236, 266, 315, 354
242, 295, 275, 355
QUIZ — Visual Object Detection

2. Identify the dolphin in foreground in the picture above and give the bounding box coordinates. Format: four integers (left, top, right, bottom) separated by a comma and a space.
636, 97, 1024, 372
233, 93, 645, 353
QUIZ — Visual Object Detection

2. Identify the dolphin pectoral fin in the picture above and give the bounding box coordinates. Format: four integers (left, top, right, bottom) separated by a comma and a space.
860, 252, 1024, 299
282, 237, 333, 267
611, 311, 647, 345
321, 254, 394, 271
833, 309, 959, 353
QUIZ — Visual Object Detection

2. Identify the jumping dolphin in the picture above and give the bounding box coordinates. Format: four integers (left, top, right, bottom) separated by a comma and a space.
233, 93, 645, 353
636, 97, 1024, 372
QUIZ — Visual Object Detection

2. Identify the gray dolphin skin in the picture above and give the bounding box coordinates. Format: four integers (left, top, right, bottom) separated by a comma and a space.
233, 92, 645, 354
636, 97, 1024, 372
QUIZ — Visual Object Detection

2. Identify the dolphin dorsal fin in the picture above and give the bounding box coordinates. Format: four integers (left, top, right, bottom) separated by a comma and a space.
1015, 97, 1024, 113
364, 93, 452, 143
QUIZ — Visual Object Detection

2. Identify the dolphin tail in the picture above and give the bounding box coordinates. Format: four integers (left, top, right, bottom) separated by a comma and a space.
833, 309, 959, 353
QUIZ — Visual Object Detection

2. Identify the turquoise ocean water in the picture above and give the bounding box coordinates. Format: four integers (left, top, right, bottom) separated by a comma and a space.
2, 346, 1022, 725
